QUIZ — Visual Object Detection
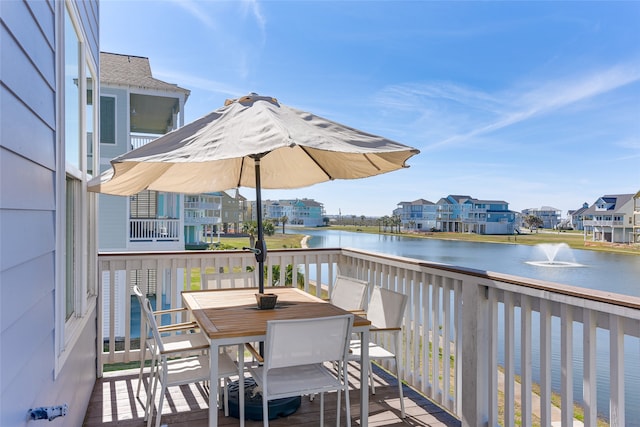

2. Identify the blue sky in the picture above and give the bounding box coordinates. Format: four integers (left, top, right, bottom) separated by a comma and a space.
101, 1, 640, 217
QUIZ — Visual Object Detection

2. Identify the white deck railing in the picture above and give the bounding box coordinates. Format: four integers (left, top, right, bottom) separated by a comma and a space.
97, 247, 640, 426
129, 219, 180, 241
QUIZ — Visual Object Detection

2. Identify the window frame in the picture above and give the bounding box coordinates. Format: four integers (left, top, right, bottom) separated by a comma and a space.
54, 0, 99, 377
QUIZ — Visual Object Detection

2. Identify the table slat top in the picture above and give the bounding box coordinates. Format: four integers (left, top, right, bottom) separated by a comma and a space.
182, 287, 370, 339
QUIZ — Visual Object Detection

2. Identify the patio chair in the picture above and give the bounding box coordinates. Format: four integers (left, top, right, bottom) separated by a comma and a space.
328, 275, 369, 315
349, 286, 409, 418
133, 285, 204, 399
142, 297, 243, 427
246, 314, 354, 427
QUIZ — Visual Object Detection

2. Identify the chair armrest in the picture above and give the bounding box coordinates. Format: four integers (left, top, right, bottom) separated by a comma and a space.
370, 327, 401, 332
154, 307, 189, 315
159, 341, 210, 356
349, 309, 367, 316
157, 321, 199, 333
245, 343, 264, 363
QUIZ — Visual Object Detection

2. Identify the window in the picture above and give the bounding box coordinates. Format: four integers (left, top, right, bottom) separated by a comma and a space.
100, 96, 116, 143
55, 2, 98, 376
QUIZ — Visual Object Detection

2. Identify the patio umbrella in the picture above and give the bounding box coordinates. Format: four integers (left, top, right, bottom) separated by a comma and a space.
89, 93, 420, 293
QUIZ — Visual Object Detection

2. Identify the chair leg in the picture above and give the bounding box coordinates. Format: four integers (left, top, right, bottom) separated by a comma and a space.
136, 343, 146, 397
343, 362, 351, 427
144, 363, 158, 422
336, 389, 341, 427
396, 356, 405, 418
262, 389, 269, 427
369, 361, 376, 394
152, 381, 167, 427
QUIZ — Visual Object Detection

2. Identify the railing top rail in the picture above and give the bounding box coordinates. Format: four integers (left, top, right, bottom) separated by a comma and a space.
338, 247, 640, 311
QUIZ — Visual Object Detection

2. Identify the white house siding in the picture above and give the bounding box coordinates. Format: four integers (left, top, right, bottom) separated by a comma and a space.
1, 1, 98, 426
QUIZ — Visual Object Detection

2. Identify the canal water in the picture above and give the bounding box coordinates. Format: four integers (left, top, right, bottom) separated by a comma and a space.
299, 228, 640, 424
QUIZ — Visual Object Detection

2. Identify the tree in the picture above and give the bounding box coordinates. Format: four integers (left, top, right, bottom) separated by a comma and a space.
524, 215, 543, 232
243, 220, 275, 248
280, 215, 288, 233
242, 221, 258, 247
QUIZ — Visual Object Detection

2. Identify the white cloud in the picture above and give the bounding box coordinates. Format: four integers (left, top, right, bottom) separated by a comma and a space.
377, 62, 640, 152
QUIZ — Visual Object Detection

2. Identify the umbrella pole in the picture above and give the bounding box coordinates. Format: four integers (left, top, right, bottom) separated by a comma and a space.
254, 157, 267, 294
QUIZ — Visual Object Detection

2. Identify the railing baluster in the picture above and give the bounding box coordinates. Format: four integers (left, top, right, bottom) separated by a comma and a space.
539, 298, 552, 426
609, 314, 625, 426
504, 291, 515, 427
561, 304, 574, 426
583, 308, 597, 427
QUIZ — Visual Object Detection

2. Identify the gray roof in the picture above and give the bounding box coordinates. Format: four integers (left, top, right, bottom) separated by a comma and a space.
100, 52, 190, 96
582, 193, 634, 215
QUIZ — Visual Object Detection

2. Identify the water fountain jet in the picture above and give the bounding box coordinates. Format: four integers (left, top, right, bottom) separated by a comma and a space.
526, 243, 583, 267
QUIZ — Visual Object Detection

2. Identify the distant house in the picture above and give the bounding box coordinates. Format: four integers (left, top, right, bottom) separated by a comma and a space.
436, 195, 472, 233
521, 206, 561, 229
251, 198, 325, 227
188, 190, 246, 243
98, 52, 190, 252
634, 190, 640, 244
567, 202, 590, 231
432, 195, 516, 235
394, 199, 437, 231
583, 193, 635, 243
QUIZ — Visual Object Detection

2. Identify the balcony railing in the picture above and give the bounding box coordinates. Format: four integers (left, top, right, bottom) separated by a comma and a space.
129, 219, 180, 241
584, 219, 626, 227
98, 248, 640, 426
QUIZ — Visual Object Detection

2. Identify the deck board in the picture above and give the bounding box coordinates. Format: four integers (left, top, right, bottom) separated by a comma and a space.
83, 363, 461, 426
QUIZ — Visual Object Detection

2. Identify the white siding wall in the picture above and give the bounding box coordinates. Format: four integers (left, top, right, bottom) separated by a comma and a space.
1, 1, 98, 425
99, 194, 128, 250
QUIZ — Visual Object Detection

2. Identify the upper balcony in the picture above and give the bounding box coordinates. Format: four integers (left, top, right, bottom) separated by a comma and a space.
584, 219, 624, 227
95, 247, 640, 426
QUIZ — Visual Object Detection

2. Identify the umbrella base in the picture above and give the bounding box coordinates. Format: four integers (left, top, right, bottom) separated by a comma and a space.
226, 377, 301, 420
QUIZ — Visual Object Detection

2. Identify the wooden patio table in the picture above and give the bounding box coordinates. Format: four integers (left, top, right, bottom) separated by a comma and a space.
182, 286, 371, 427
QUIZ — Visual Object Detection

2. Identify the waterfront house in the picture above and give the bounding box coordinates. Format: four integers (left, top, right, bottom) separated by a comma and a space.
583, 193, 635, 243
635, 190, 640, 243
567, 202, 590, 231
394, 199, 438, 231
521, 206, 562, 229
250, 198, 325, 227
433, 195, 516, 234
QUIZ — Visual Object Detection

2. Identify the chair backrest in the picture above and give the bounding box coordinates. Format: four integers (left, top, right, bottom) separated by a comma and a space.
142, 298, 166, 355
367, 287, 408, 330
330, 275, 369, 312
202, 270, 256, 289
264, 315, 353, 370
133, 284, 145, 307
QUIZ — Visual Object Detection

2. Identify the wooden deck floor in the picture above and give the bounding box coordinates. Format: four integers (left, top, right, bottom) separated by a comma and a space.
83, 363, 461, 427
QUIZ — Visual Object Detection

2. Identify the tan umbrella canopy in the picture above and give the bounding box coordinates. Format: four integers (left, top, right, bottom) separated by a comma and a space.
89, 93, 420, 291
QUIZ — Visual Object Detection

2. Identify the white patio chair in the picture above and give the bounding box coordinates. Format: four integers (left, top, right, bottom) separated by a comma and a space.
143, 298, 243, 427
328, 275, 369, 315
133, 285, 209, 397
246, 314, 354, 427
133, 285, 204, 400
349, 286, 409, 418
